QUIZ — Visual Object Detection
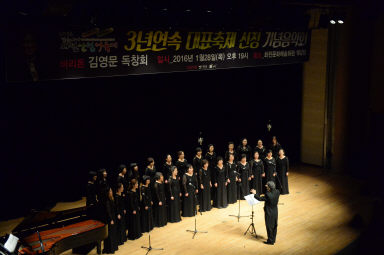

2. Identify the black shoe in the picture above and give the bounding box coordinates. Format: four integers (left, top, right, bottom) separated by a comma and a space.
264, 241, 274, 245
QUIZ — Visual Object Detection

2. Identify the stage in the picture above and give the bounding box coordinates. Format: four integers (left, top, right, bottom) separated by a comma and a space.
0, 165, 374, 255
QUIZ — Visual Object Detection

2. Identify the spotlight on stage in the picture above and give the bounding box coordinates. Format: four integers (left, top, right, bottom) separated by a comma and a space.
330, 20, 336, 24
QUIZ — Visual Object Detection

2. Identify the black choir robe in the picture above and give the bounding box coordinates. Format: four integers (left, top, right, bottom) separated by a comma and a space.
226, 162, 238, 204
236, 145, 252, 161
249, 159, 265, 195
152, 181, 167, 227
86, 181, 98, 219
140, 185, 154, 232
182, 173, 198, 217
96, 178, 110, 223
127, 190, 142, 240
192, 156, 203, 176
225, 150, 237, 162
237, 162, 251, 199
161, 162, 173, 183
205, 152, 217, 198
102, 198, 118, 254
270, 143, 282, 159
254, 189, 280, 244
263, 157, 276, 193
213, 165, 228, 208
114, 193, 127, 245
168, 177, 182, 223
175, 159, 188, 179
276, 156, 289, 195
254, 146, 267, 160
198, 168, 212, 212
145, 167, 157, 187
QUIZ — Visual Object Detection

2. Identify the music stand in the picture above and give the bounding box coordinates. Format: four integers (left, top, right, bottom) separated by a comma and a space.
243, 195, 260, 238
186, 189, 207, 239
229, 181, 248, 222
141, 207, 163, 255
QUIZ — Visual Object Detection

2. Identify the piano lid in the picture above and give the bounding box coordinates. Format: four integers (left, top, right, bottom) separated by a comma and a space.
12, 207, 87, 235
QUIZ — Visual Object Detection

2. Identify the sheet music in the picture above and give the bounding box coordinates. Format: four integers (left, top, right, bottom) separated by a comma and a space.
244, 194, 260, 206
4, 234, 19, 253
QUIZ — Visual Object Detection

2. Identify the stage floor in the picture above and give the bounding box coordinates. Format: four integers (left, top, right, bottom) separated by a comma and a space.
0, 165, 374, 255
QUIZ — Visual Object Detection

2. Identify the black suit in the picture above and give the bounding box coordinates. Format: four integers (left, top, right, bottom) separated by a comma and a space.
254, 189, 280, 243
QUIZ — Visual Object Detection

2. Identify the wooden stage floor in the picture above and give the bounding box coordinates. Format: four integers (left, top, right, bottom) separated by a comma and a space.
0, 165, 375, 255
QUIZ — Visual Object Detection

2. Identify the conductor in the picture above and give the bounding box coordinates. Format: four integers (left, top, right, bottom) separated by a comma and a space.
250, 181, 280, 245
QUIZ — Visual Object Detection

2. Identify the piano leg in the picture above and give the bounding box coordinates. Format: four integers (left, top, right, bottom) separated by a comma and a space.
96, 241, 102, 254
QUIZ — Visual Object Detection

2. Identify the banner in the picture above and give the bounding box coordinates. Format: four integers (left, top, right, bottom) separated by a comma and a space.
5, 27, 311, 82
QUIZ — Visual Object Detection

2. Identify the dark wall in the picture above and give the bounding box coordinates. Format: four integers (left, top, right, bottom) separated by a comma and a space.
0, 64, 303, 220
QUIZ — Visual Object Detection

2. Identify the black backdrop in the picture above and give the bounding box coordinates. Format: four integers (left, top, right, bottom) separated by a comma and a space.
0, 64, 302, 220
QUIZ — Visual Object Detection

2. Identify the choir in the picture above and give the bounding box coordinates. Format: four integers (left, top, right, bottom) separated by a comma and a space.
85, 137, 290, 253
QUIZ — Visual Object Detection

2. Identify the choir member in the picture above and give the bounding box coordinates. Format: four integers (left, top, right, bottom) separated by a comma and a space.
116, 164, 128, 196
152, 172, 167, 227
182, 165, 199, 217
96, 169, 110, 222
205, 144, 217, 170
114, 183, 127, 245
264, 150, 277, 194
96, 169, 110, 206
226, 154, 238, 204
86, 171, 98, 219
127, 179, 142, 240
250, 151, 265, 195
270, 136, 282, 159
225, 141, 237, 162
237, 154, 251, 199
175, 151, 188, 179
205, 144, 217, 198
161, 154, 173, 184
192, 147, 203, 176
140, 176, 154, 232
213, 157, 228, 209
254, 139, 267, 160
145, 157, 157, 186
276, 149, 289, 195
127, 163, 140, 183
198, 159, 212, 212
168, 166, 182, 223
236, 138, 252, 161
102, 188, 118, 254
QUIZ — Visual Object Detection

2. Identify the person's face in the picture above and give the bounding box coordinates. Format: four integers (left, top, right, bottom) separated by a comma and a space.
166, 155, 172, 162
258, 140, 262, 147
241, 157, 246, 163
134, 166, 139, 171
134, 182, 139, 189
209, 145, 214, 152
103, 171, 107, 178
188, 166, 193, 174
108, 188, 113, 197
160, 175, 164, 182
254, 152, 259, 159
268, 152, 272, 157
272, 137, 277, 144
279, 149, 284, 156
265, 184, 271, 192
197, 151, 202, 156
229, 154, 234, 162
150, 161, 155, 167
229, 143, 234, 150
204, 162, 209, 168
146, 179, 150, 186
179, 152, 184, 160
122, 168, 127, 175
242, 139, 247, 146
93, 175, 97, 182
218, 160, 223, 165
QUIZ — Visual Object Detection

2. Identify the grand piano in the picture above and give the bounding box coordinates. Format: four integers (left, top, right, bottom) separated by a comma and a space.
2, 207, 107, 255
